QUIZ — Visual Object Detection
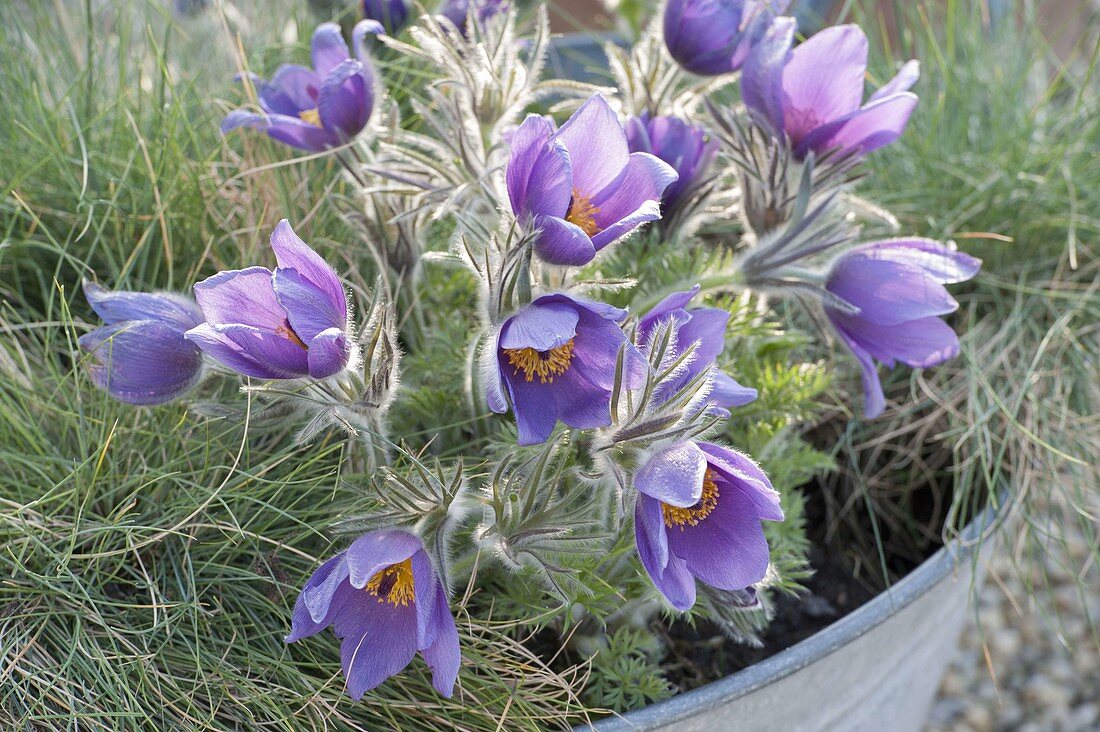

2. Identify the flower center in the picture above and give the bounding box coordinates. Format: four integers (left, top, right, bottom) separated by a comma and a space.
502, 338, 576, 383
366, 558, 415, 607
662, 468, 720, 529
565, 189, 601, 237
276, 320, 308, 349
298, 107, 323, 128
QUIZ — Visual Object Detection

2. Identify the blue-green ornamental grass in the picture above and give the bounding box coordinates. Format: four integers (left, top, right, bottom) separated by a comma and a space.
2, 0, 1096, 729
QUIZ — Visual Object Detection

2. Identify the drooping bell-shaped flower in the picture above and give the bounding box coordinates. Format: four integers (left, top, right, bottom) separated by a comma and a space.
625, 114, 718, 219
634, 440, 783, 611
638, 286, 757, 414
222, 21, 380, 153
506, 94, 678, 266
742, 20, 919, 159
485, 293, 647, 445
185, 220, 353, 380
824, 239, 981, 418
363, 0, 411, 34
79, 281, 206, 405
286, 528, 461, 699
663, 0, 791, 76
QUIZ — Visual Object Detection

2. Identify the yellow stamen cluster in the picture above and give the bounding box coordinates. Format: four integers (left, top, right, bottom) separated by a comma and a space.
503, 339, 576, 383
662, 469, 720, 529
366, 558, 415, 607
276, 321, 309, 350
565, 189, 601, 237
298, 107, 323, 128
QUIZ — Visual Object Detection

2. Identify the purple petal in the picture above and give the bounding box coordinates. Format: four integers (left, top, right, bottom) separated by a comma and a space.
711, 372, 758, 408
635, 441, 707, 507
185, 323, 283, 379
697, 442, 783, 522
833, 323, 886, 418
569, 309, 645, 390
532, 215, 596, 266
798, 92, 918, 157
193, 266, 285, 331
832, 312, 961, 370
589, 153, 677, 251
262, 65, 322, 114
419, 582, 460, 697
827, 256, 958, 325
334, 590, 418, 700
667, 488, 771, 590
506, 378, 561, 444
638, 286, 699, 338
311, 22, 351, 76
741, 15, 795, 135
79, 321, 204, 405
869, 59, 920, 102
411, 550, 439, 648
545, 367, 616, 429
188, 323, 310, 379
272, 266, 346, 344
318, 59, 371, 138
269, 220, 348, 325
82, 280, 202, 330
499, 300, 578, 351
856, 238, 981, 284
554, 95, 629, 197
635, 495, 696, 611
674, 307, 728, 369
307, 328, 351, 378
221, 109, 267, 135
286, 552, 350, 641
781, 24, 868, 144
345, 529, 424, 589
507, 114, 572, 220
353, 20, 386, 66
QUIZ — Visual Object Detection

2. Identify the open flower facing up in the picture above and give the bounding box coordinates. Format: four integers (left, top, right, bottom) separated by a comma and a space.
485, 293, 647, 445
79, 281, 205, 405
663, 0, 790, 76
743, 20, 919, 160
634, 441, 782, 611
638, 286, 757, 414
625, 114, 718, 219
506, 94, 677, 266
824, 239, 981, 418
222, 22, 380, 152
186, 220, 353, 380
286, 529, 460, 699
363, 0, 410, 34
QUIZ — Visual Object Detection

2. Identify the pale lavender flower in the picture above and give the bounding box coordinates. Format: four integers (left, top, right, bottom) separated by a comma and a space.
663, 0, 791, 76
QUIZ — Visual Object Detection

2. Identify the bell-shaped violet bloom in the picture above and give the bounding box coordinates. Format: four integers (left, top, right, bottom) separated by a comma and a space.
79, 281, 205, 405
286, 528, 460, 699
485, 293, 647, 445
364, 0, 410, 34
742, 20, 919, 160
437, 0, 507, 34
634, 440, 783, 611
824, 239, 981, 418
625, 114, 718, 218
185, 220, 352, 380
663, 0, 790, 76
222, 21, 381, 153
506, 94, 678, 266
638, 286, 757, 414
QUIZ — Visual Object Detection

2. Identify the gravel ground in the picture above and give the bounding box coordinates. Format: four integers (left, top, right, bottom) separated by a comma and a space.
926, 498, 1100, 732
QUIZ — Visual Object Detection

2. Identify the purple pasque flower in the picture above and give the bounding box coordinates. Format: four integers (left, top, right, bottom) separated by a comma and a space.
638, 286, 757, 414
663, 0, 790, 76
185, 220, 352, 380
485, 293, 647, 445
824, 238, 981, 418
221, 21, 380, 153
634, 440, 783, 610
79, 281, 205, 405
364, 0, 410, 34
286, 528, 460, 699
742, 19, 920, 160
625, 114, 718, 218
437, 0, 507, 33
506, 94, 678, 266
